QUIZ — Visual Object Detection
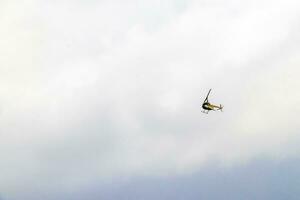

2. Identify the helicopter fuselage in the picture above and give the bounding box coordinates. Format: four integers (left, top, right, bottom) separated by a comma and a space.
202, 102, 222, 111
202, 102, 213, 110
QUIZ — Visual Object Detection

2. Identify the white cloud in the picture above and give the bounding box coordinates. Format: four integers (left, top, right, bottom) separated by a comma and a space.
1, 0, 300, 199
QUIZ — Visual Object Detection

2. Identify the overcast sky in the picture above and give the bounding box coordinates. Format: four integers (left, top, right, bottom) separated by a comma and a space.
1, 0, 300, 199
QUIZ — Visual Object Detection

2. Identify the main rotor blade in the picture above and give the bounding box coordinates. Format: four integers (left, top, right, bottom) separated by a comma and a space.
204, 89, 211, 102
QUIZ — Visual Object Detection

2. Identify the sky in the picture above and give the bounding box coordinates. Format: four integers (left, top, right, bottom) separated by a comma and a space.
0, 0, 300, 199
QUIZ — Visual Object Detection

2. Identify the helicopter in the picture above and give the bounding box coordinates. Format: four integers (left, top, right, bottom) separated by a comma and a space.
202, 89, 223, 114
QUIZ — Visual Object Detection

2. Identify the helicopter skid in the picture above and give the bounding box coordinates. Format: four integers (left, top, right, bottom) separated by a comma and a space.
201, 110, 209, 114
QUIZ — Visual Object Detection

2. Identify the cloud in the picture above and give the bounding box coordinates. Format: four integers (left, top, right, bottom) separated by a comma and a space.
74, 157, 300, 200
0, 0, 300, 199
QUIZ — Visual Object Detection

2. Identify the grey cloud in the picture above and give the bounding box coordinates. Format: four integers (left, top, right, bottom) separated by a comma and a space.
1, 0, 300, 199
25, 157, 300, 200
